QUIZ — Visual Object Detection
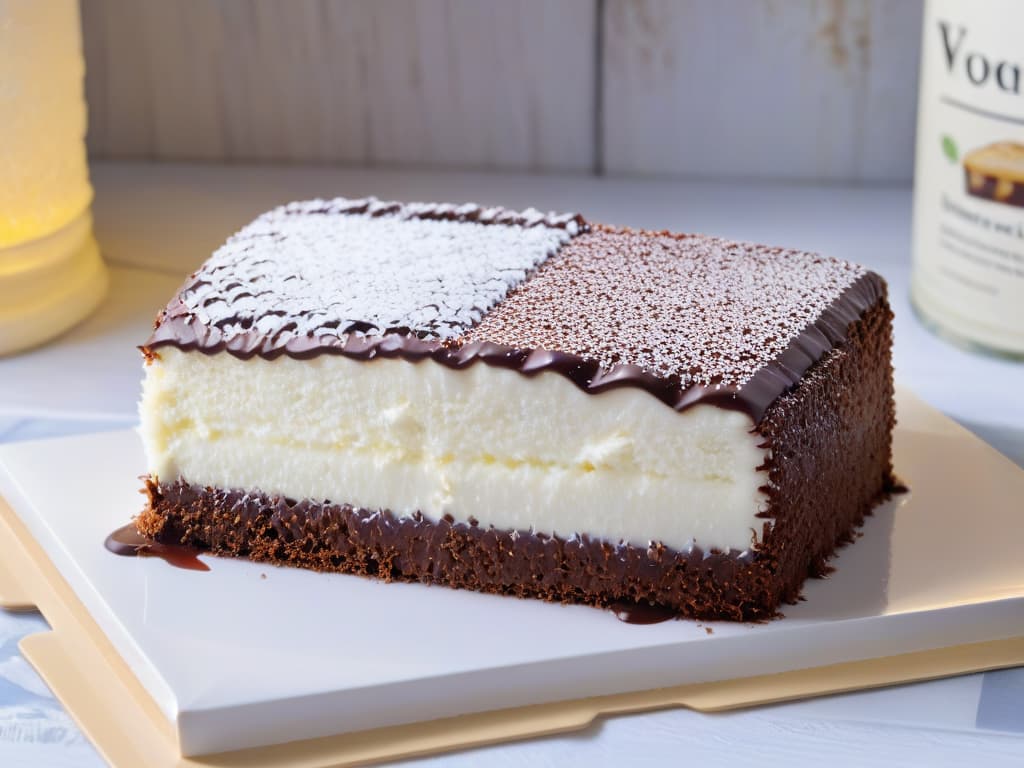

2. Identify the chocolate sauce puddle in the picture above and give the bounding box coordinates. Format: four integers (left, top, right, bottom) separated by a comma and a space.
887, 476, 910, 494
105, 523, 210, 571
610, 601, 677, 625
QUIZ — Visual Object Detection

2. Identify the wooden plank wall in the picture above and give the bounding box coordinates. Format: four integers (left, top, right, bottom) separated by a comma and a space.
81, 0, 923, 181
81, 0, 598, 171
603, 0, 923, 181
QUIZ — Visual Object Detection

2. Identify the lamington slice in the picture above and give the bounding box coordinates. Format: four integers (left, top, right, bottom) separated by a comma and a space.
963, 141, 1024, 208
137, 197, 895, 621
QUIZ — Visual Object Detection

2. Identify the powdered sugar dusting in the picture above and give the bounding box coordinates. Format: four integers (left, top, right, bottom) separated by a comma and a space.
168, 198, 581, 343
464, 227, 867, 389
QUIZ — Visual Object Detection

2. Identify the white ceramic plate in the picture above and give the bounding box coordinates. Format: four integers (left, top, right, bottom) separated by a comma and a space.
0, 388, 1021, 756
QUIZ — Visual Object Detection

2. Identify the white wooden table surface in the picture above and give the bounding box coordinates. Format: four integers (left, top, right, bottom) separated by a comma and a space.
1, 162, 1022, 767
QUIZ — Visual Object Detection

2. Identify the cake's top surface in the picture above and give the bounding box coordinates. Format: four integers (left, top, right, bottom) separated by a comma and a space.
145, 197, 885, 420
465, 227, 866, 390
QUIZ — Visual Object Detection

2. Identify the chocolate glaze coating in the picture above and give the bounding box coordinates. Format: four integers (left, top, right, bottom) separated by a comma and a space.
145, 274, 879, 424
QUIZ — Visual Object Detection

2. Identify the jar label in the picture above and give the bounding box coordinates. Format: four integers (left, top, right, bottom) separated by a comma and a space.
912, 0, 1024, 354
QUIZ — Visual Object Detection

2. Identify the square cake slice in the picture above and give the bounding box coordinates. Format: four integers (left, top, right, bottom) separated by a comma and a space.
137, 197, 895, 621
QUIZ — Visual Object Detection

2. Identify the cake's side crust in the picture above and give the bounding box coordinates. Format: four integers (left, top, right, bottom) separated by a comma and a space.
137, 294, 895, 622
754, 293, 896, 602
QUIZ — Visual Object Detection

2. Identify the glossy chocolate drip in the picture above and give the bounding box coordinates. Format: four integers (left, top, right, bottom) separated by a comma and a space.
143, 271, 884, 423
888, 478, 910, 494
609, 601, 677, 624
105, 523, 210, 571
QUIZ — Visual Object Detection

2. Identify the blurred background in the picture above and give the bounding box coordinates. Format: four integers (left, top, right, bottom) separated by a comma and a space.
79, 0, 923, 181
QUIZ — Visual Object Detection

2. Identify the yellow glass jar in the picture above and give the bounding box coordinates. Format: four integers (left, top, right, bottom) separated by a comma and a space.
0, 0, 107, 356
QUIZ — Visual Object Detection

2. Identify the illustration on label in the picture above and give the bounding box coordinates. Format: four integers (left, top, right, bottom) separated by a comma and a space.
961, 142, 1024, 208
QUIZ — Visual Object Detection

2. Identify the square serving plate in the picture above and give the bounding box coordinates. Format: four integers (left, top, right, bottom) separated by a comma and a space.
0, 387, 1022, 765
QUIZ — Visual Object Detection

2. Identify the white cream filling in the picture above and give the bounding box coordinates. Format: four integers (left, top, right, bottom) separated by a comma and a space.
140, 348, 768, 553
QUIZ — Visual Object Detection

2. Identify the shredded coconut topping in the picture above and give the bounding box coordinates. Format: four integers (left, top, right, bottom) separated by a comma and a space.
465, 227, 867, 388
169, 197, 581, 342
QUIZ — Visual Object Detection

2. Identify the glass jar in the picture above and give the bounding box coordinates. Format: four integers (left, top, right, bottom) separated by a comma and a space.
0, 0, 107, 356
911, 0, 1024, 359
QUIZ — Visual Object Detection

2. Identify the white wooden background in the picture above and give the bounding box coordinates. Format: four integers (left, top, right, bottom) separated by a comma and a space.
80, 0, 924, 181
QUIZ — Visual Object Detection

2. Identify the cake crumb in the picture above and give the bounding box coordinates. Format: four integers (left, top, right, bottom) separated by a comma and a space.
704, 626, 714, 635
260, 573, 267, 580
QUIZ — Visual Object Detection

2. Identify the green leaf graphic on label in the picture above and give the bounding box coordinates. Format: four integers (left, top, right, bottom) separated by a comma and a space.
942, 135, 958, 163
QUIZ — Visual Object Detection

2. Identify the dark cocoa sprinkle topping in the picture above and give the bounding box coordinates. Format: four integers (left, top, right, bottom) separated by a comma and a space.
466, 226, 866, 390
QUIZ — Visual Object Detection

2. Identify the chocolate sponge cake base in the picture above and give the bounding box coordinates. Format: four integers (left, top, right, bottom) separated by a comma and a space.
137, 299, 895, 622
